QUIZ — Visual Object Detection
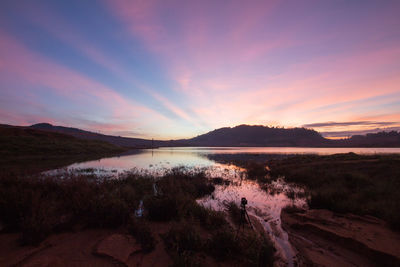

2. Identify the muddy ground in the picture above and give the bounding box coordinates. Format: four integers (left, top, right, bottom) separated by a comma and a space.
281, 209, 400, 267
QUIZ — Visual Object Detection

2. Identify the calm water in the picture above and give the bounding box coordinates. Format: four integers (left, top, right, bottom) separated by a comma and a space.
53, 147, 400, 266
66, 146, 400, 172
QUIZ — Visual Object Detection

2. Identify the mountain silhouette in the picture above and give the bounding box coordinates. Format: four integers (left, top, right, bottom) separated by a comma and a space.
29, 123, 400, 148
180, 125, 328, 146
30, 123, 168, 148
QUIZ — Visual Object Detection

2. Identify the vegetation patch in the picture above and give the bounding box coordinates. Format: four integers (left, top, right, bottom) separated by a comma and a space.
269, 153, 400, 230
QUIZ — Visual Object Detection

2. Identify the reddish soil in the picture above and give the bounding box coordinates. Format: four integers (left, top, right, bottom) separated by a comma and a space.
0, 221, 230, 267
0, 227, 173, 267
281, 209, 400, 267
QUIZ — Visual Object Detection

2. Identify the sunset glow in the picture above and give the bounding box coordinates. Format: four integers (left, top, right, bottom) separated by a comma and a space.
1, 0, 399, 139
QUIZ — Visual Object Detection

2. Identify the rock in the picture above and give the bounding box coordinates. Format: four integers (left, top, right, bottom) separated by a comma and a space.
94, 234, 141, 264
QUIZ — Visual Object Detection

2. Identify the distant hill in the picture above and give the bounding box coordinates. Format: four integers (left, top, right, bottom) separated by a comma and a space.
30, 123, 171, 148
336, 131, 400, 147
180, 125, 329, 147
28, 123, 400, 148
0, 124, 124, 157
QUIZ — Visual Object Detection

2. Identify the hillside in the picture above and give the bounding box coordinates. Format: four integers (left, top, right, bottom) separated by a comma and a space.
0, 124, 125, 157
30, 123, 171, 148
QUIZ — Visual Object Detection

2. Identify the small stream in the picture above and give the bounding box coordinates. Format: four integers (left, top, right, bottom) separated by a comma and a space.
199, 166, 307, 267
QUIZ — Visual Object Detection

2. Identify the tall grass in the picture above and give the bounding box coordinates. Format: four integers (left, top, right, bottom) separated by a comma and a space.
0, 168, 214, 245
0, 166, 276, 265
269, 153, 400, 230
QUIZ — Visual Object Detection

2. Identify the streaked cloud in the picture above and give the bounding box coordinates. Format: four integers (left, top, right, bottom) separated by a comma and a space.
303, 121, 398, 128
0, 0, 400, 138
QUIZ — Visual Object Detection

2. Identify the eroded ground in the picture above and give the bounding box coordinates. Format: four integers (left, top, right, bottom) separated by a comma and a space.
281, 209, 400, 267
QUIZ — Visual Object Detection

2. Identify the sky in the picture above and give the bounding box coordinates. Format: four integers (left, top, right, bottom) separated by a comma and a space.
1, 0, 400, 139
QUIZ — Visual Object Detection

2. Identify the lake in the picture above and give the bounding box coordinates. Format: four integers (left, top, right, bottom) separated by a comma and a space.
52, 147, 400, 266
65, 146, 400, 173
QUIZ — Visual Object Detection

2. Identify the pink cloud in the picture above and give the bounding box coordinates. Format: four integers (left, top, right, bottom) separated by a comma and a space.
0, 30, 172, 137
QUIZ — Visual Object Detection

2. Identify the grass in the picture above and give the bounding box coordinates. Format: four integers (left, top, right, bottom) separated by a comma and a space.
0, 168, 216, 244
0, 166, 276, 266
207, 230, 275, 266
268, 153, 400, 230
0, 172, 153, 244
224, 200, 242, 225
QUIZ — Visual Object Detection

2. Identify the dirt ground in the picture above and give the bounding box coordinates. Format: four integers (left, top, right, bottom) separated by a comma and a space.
281, 209, 400, 267
0, 221, 230, 267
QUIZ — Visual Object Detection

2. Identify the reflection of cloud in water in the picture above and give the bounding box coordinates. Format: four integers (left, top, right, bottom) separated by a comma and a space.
66, 147, 400, 174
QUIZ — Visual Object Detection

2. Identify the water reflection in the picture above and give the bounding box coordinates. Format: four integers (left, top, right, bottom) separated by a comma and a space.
198, 167, 306, 267
66, 146, 400, 173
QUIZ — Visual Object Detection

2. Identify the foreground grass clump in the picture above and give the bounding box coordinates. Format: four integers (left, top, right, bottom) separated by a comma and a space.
269, 153, 400, 230
162, 221, 275, 267
0, 172, 153, 244
0, 168, 215, 245
0, 167, 276, 266
209, 230, 275, 266
144, 168, 216, 223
